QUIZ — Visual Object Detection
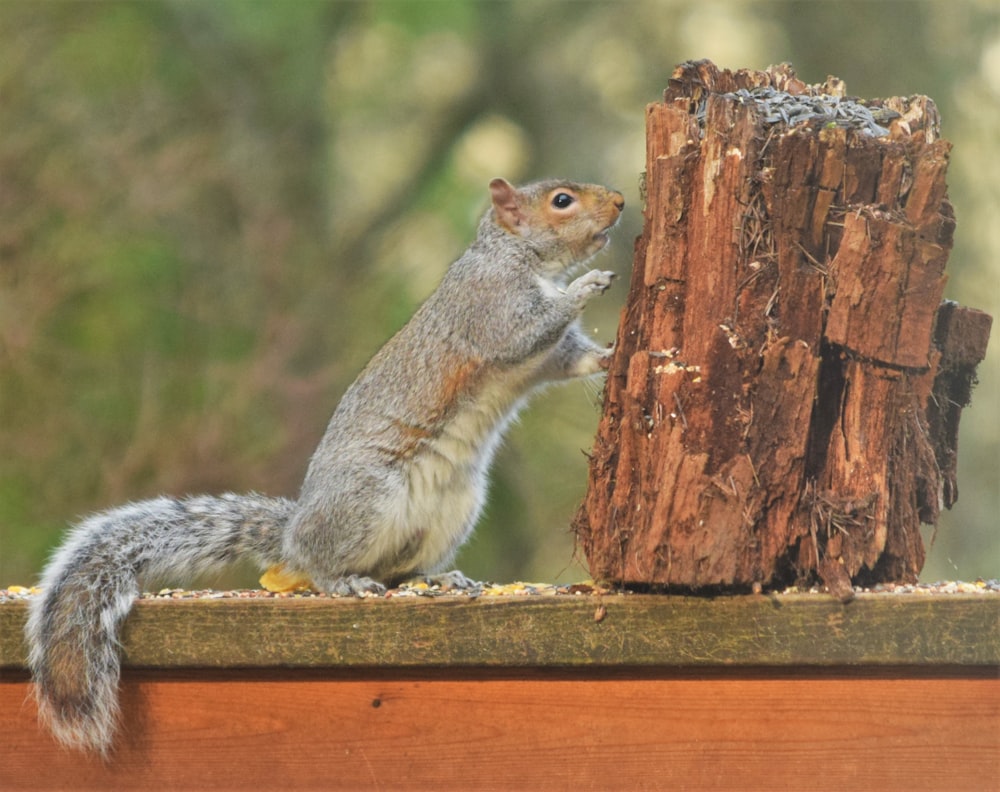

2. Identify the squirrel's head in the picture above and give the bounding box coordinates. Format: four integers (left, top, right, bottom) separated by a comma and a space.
488, 177, 625, 274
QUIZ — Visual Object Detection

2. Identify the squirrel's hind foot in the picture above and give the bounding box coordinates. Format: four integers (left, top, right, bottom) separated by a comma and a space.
322, 574, 388, 597
411, 569, 483, 592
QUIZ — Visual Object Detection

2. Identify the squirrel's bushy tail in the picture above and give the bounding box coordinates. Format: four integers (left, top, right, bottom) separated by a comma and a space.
25, 493, 293, 755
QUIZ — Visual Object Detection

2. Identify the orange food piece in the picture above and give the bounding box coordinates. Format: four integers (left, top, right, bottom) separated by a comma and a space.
259, 564, 316, 593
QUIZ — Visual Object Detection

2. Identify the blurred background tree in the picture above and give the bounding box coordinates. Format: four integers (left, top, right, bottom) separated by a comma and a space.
2, 0, 997, 586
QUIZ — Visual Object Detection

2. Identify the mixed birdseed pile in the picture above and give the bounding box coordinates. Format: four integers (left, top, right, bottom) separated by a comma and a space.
698, 86, 901, 137
2, 578, 998, 603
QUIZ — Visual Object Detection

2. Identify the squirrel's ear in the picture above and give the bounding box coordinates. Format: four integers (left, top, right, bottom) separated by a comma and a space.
489, 178, 523, 232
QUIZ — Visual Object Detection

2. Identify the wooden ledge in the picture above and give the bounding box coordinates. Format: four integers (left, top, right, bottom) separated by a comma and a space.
2, 591, 998, 668
2, 591, 997, 791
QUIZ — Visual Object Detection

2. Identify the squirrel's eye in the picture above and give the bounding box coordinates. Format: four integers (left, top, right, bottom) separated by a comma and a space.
551, 192, 575, 209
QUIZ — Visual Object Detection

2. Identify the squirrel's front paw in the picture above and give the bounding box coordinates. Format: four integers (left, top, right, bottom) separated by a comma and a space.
598, 344, 615, 371
569, 269, 616, 302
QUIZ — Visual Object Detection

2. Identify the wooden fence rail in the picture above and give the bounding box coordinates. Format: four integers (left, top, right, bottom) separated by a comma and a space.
1, 592, 997, 791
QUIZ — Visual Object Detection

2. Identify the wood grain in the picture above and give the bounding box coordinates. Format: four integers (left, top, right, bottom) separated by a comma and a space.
1, 668, 997, 791
3, 593, 999, 669
3, 593, 996, 788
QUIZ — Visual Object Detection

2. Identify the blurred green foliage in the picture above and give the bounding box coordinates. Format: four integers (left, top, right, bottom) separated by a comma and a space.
2, 0, 997, 586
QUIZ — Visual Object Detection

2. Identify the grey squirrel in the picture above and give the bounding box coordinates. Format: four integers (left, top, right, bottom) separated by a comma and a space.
26, 176, 625, 755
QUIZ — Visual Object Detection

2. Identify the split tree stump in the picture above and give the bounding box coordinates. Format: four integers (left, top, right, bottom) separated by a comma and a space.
575, 61, 992, 594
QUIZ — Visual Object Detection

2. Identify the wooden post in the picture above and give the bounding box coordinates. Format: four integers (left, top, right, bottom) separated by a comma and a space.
574, 61, 992, 594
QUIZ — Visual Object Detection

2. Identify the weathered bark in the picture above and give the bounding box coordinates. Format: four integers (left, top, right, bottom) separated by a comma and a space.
574, 61, 992, 593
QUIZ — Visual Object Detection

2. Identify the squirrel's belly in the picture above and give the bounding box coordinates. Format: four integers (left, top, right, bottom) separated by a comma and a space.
391, 392, 525, 575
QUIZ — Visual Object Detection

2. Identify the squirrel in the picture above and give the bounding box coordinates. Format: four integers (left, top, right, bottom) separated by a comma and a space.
25, 176, 625, 755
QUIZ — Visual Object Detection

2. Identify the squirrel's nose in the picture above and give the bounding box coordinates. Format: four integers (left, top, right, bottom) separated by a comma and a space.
612, 193, 625, 212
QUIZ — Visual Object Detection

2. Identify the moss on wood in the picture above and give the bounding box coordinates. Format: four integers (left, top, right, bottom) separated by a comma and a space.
2, 592, 997, 669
